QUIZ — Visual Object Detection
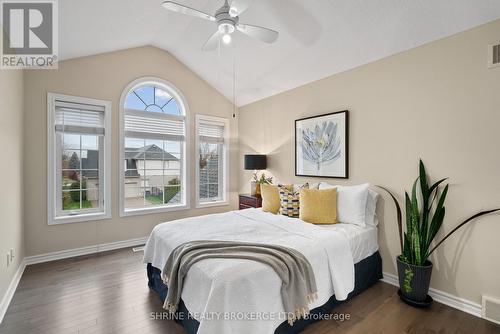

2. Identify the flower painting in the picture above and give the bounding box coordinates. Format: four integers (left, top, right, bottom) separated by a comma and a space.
295, 111, 348, 178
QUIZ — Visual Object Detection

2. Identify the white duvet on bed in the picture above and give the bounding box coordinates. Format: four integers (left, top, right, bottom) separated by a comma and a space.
318, 222, 379, 263
144, 208, 371, 334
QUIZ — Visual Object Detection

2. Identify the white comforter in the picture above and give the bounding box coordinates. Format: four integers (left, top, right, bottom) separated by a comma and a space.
143, 208, 355, 334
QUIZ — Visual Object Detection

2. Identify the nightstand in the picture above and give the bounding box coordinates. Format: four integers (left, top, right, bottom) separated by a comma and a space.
239, 194, 262, 210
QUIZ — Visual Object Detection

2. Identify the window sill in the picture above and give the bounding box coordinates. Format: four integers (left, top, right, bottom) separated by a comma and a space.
120, 204, 190, 217
49, 211, 111, 225
196, 200, 229, 209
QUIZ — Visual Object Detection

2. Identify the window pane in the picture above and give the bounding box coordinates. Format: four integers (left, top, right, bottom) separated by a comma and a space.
144, 170, 164, 188
208, 183, 219, 199
144, 186, 163, 206
154, 87, 172, 106
64, 150, 81, 170
83, 187, 100, 209
60, 143, 100, 212
198, 141, 221, 201
62, 190, 82, 211
165, 184, 181, 204
63, 133, 80, 150
125, 92, 147, 111
163, 99, 180, 116
125, 137, 146, 149
61, 189, 95, 211
81, 135, 98, 150
124, 187, 145, 209
62, 170, 81, 187
81, 149, 99, 170
124, 85, 181, 115
199, 183, 209, 200
134, 86, 154, 106
143, 139, 164, 168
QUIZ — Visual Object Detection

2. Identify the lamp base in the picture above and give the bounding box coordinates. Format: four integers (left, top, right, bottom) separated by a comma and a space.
250, 181, 261, 197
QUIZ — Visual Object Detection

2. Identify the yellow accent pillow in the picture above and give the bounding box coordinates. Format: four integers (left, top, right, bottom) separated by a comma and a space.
299, 188, 337, 224
261, 184, 292, 214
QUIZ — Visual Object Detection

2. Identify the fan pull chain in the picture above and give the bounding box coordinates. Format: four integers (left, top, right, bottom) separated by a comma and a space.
232, 50, 236, 118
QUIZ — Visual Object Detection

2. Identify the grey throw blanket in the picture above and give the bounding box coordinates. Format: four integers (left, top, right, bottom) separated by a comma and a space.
162, 240, 318, 326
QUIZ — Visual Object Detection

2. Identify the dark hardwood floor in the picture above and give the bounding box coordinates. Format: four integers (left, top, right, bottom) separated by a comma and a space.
1, 248, 499, 334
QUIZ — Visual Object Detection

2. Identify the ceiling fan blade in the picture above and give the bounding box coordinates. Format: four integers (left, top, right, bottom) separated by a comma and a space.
237, 23, 279, 43
161, 1, 215, 21
229, 0, 253, 17
202, 31, 222, 51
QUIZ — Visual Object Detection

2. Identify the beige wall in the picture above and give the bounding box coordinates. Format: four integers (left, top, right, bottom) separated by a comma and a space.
0, 68, 25, 301
238, 19, 500, 304
24, 46, 238, 256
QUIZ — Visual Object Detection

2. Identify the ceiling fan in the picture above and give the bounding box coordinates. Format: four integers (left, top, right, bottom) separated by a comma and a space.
161, 0, 279, 51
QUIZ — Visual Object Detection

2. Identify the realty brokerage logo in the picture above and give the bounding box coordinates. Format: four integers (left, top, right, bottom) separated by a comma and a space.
1, 0, 58, 69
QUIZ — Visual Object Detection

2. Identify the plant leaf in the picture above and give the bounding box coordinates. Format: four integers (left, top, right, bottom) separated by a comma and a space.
427, 184, 448, 248
410, 178, 421, 264
425, 207, 445, 259
419, 160, 429, 259
429, 178, 448, 195
419, 160, 429, 198
403, 233, 412, 263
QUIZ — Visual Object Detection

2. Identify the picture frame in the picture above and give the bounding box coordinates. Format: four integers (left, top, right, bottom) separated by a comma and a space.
295, 110, 349, 178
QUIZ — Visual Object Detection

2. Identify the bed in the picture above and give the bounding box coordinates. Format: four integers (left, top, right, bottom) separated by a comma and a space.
144, 208, 382, 334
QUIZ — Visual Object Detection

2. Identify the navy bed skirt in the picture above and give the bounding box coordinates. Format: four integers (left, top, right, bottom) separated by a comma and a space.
147, 251, 382, 334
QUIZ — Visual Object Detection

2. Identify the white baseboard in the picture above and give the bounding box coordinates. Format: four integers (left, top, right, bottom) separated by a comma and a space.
0, 259, 26, 324
0, 236, 148, 323
24, 237, 148, 265
382, 272, 482, 318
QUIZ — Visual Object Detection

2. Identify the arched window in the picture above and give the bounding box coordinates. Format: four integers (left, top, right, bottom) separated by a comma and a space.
120, 78, 188, 215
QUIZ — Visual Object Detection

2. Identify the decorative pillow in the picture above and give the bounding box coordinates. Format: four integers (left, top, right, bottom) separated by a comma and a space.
260, 184, 280, 214
319, 183, 370, 227
261, 184, 293, 214
278, 184, 308, 217
299, 188, 337, 224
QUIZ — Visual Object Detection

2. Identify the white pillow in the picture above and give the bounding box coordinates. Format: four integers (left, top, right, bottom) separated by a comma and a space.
365, 189, 379, 227
319, 183, 370, 227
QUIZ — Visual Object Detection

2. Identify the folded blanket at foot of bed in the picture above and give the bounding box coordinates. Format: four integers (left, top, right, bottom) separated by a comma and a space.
162, 240, 318, 326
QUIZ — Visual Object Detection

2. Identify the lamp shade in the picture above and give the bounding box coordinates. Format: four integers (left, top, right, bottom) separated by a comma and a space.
244, 154, 267, 170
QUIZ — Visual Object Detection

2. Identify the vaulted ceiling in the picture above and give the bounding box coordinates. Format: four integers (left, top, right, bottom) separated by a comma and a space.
59, 0, 500, 106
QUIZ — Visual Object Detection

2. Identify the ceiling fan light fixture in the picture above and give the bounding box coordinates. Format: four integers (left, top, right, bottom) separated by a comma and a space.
222, 33, 232, 44
218, 22, 235, 34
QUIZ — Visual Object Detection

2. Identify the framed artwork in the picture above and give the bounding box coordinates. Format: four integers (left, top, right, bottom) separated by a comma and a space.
295, 110, 349, 178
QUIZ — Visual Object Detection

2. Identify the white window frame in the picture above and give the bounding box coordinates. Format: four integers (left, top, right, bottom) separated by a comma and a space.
47, 93, 112, 225
195, 114, 229, 208
119, 77, 190, 217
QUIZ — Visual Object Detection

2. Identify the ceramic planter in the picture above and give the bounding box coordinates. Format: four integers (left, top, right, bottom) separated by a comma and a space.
396, 256, 433, 303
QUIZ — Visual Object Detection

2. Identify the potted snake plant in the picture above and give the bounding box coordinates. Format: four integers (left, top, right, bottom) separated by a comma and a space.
379, 160, 499, 305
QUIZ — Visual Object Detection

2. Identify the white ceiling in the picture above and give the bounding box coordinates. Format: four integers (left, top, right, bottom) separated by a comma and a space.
59, 0, 500, 106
